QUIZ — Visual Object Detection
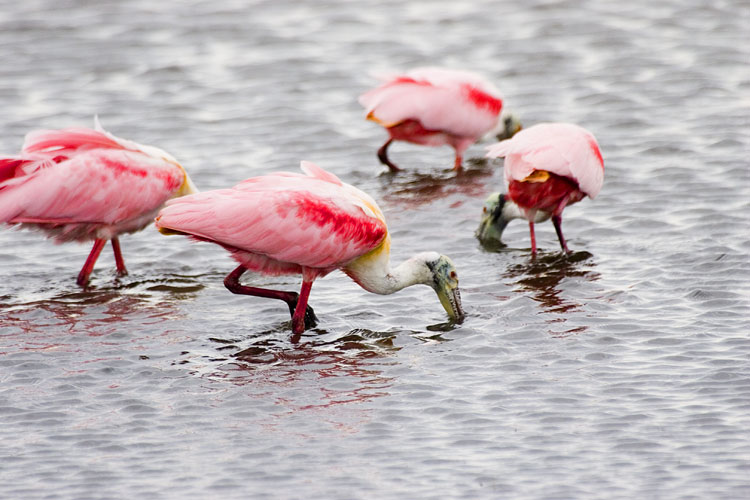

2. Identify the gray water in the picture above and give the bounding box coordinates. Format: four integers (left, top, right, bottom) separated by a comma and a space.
1, 0, 749, 498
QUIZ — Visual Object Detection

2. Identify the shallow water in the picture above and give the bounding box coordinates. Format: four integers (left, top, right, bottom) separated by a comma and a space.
1, 0, 749, 498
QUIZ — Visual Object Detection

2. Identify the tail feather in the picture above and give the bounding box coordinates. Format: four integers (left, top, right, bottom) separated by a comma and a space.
157, 226, 191, 236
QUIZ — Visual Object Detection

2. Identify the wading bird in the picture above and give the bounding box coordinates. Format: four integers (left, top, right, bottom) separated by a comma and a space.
155, 161, 464, 335
0, 119, 197, 286
476, 123, 604, 254
359, 67, 521, 172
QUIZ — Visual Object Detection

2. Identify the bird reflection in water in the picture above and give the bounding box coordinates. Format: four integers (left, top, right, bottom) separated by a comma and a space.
0, 276, 202, 343
183, 329, 405, 415
379, 157, 497, 209
502, 250, 600, 337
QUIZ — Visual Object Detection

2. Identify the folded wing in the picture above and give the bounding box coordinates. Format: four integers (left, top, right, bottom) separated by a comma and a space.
156, 164, 388, 271
487, 123, 604, 199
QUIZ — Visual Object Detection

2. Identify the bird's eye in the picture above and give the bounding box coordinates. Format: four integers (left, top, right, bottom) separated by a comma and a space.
482, 207, 487, 213
450, 271, 457, 280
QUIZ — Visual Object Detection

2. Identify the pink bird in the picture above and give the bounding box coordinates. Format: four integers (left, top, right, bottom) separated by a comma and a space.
0, 119, 197, 286
359, 67, 522, 172
155, 161, 464, 335
476, 123, 604, 254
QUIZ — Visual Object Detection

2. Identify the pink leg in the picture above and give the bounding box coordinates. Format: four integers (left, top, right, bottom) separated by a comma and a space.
77, 238, 106, 287
453, 142, 472, 171
111, 237, 128, 276
224, 265, 318, 331
377, 138, 400, 172
552, 215, 570, 253
528, 222, 537, 256
291, 279, 314, 335
453, 153, 463, 171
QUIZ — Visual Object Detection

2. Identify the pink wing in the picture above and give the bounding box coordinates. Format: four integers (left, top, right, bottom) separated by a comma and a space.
155, 163, 388, 272
0, 148, 185, 227
486, 122, 604, 198
359, 67, 503, 140
23, 127, 124, 156
22, 120, 180, 165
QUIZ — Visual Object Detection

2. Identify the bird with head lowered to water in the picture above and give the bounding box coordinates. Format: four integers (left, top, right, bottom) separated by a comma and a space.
0, 118, 197, 287
359, 67, 522, 172
476, 122, 604, 255
156, 161, 464, 336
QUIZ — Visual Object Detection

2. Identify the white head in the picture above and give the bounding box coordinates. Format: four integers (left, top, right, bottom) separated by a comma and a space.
475, 193, 512, 246
408, 252, 464, 321
495, 112, 523, 141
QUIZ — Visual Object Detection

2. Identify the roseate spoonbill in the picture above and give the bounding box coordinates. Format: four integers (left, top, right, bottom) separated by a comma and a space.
155, 161, 464, 335
476, 123, 604, 254
359, 67, 521, 172
0, 118, 197, 286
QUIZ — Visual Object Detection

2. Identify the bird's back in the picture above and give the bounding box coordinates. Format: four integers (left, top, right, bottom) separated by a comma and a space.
487, 123, 604, 199
359, 67, 503, 140
156, 162, 389, 273
0, 127, 187, 241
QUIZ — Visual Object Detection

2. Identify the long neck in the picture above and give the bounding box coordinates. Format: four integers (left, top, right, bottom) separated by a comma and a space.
344, 249, 429, 296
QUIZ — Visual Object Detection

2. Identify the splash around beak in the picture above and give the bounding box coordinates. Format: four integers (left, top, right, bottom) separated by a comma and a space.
436, 281, 465, 321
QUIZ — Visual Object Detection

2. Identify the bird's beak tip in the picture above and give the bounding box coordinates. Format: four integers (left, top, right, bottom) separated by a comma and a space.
438, 284, 464, 322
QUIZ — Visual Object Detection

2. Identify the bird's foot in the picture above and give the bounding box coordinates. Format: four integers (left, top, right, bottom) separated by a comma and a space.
381, 158, 401, 172
286, 298, 319, 330
453, 156, 463, 171
291, 307, 318, 335
76, 274, 90, 288
302, 305, 318, 329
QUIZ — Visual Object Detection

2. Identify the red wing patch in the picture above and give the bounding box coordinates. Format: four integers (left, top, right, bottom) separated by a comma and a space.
98, 154, 183, 191
463, 84, 502, 115
0, 156, 66, 185
291, 195, 387, 250
0, 159, 26, 184
587, 135, 604, 169
509, 172, 585, 214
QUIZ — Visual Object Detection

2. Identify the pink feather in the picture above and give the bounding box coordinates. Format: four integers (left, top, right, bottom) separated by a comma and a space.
155, 162, 388, 278
359, 67, 503, 140
487, 122, 604, 198
0, 124, 190, 242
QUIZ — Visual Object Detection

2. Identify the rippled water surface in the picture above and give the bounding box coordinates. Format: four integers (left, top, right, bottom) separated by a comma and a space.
1, 0, 749, 498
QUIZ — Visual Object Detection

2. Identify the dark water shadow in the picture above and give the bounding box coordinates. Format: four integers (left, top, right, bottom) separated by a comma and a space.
377, 157, 496, 209
178, 317, 461, 402
503, 251, 601, 336
197, 323, 451, 366
0, 295, 178, 357
237, 328, 399, 363
177, 327, 414, 410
